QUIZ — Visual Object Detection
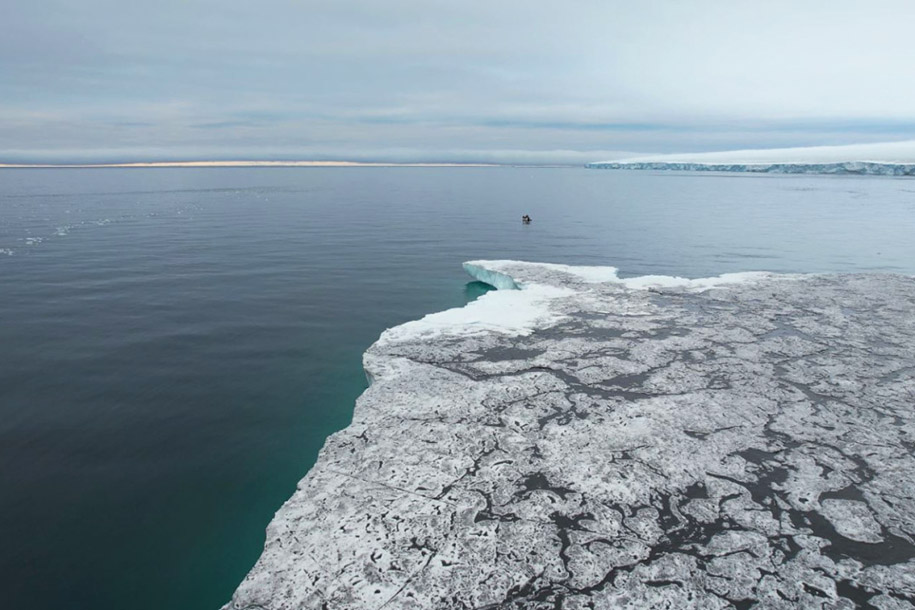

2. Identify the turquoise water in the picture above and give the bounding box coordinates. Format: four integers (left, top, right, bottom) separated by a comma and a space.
1, 167, 913, 610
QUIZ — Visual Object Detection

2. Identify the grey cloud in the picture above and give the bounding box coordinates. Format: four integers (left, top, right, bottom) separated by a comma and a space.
2, 0, 915, 162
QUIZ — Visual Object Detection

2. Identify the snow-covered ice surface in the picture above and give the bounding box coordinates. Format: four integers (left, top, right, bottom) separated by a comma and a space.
587, 140, 915, 175
226, 261, 915, 609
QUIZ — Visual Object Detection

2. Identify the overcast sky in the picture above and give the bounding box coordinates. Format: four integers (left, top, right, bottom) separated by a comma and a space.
3, 0, 915, 163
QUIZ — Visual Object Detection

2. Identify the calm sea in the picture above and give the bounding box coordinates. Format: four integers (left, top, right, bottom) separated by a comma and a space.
1, 167, 913, 610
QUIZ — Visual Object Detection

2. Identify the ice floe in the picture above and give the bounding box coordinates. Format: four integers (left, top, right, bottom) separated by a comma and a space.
226, 261, 915, 609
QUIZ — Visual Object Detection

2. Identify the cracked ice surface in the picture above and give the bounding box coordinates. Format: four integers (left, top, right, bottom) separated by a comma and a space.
225, 261, 915, 609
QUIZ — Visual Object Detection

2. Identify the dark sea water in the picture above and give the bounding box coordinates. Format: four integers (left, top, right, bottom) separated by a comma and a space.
1, 167, 913, 610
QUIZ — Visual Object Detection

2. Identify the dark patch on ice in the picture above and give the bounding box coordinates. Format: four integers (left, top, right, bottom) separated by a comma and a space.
477, 345, 547, 362
516, 472, 575, 500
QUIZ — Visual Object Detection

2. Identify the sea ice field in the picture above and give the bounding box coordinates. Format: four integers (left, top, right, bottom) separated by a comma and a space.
227, 260, 915, 609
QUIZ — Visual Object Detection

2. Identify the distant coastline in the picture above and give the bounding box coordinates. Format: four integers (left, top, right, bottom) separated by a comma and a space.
0, 161, 516, 169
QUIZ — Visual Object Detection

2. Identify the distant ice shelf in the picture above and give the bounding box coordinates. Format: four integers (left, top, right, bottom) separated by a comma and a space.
585, 160, 915, 175
587, 140, 915, 175
225, 261, 915, 610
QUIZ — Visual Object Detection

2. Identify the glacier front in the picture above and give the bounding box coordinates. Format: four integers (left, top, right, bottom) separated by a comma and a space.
225, 261, 915, 609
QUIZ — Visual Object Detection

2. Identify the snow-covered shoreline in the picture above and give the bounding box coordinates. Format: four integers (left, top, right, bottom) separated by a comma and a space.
225, 261, 915, 609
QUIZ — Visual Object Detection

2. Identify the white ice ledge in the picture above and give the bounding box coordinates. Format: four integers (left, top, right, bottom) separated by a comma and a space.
380, 260, 783, 345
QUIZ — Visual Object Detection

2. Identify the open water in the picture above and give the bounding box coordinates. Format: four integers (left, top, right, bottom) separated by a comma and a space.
1, 167, 913, 609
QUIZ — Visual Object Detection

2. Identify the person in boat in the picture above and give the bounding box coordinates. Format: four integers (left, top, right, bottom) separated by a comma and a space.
522, 214, 532, 223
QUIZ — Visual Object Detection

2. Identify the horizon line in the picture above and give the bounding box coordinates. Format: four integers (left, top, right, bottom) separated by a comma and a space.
0, 160, 581, 169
